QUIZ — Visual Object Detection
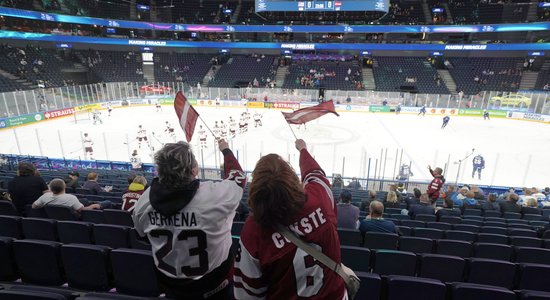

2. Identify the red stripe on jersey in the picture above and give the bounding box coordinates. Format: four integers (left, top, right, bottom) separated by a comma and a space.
234, 268, 266, 289
234, 281, 268, 298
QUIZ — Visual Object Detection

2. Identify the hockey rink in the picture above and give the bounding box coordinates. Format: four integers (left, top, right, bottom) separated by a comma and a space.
1, 104, 549, 187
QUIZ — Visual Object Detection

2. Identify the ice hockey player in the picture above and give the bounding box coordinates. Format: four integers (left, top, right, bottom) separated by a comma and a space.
83, 133, 94, 160
253, 111, 262, 127
396, 104, 401, 115
92, 109, 103, 125
130, 150, 142, 171
155, 101, 162, 112
472, 154, 485, 180
213, 121, 221, 140
107, 104, 113, 116
418, 105, 427, 116
441, 115, 450, 129
220, 121, 228, 139
136, 125, 149, 149
165, 121, 176, 141
239, 114, 247, 133
228, 117, 237, 138
483, 110, 490, 120
198, 125, 208, 148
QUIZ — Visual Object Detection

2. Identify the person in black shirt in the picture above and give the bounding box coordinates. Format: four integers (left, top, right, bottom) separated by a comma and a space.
500, 193, 522, 214
408, 193, 435, 219
63, 171, 80, 193
7, 162, 48, 213
436, 198, 461, 220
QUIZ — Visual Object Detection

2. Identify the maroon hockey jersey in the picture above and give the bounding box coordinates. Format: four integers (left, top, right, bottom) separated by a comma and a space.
234, 149, 346, 300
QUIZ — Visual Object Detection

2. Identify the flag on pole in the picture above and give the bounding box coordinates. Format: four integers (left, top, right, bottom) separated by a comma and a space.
282, 100, 340, 125
174, 91, 199, 142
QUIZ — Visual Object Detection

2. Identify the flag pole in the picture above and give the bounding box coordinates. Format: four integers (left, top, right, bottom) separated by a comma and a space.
197, 115, 217, 139
286, 122, 298, 140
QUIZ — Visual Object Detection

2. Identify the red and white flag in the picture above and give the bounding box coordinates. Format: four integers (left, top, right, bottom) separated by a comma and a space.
174, 91, 199, 142
282, 100, 339, 125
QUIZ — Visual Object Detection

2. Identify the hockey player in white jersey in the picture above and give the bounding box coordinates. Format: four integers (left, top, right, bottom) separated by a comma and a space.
133, 140, 246, 299
136, 125, 151, 149
213, 121, 221, 140
198, 125, 208, 148
228, 117, 237, 138
219, 120, 228, 139
253, 111, 262, 127
239, 114, 247, 133
83, 133, 94, 160
130, 150, 142, 171
155, 101, 162, 112
92, 109, 103, 125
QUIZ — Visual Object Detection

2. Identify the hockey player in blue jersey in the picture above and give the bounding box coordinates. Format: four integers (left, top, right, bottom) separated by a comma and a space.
472, 154, 485, 179
441, 115, 450, 129
396, 104, 402, 115
483, 110, 490, 120
418, 105, 426, 116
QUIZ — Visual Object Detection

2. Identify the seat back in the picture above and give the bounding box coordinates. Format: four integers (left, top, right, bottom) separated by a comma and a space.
401, 220, 426, 228
436, 240, 472, 258
451, 282, 516, 300
355, 272, 381, 300
363, 232, 398, 250
426, 222, 452, 231
515, 247, 550, 264
445, 230, 476, 242
0, 215, 23, 239
129, 228, 151, 250
13, 239, 65, 286
61, 244, 111, 291
103, 209, 134, 227
466, 258, 516, 289
0, 290, 66, 300
473, 243, 513, 261
80, 210, 106, 224
399, 236, 434, 254
413, 228, 444, 240
439, 216, 461, 224
518, 263, 550, 292
340, 246, 370, 272
373, 250, 417, 276
482, 210, 502, 218
386, 275, 446, 300
21, 218, 58, 241
454, 224, 481, 233
25, 205, 48, 218
93, 224, 130, 248
510, 237, 543, 248
110, 249, 160, 297
0, 237, 18, 281
337, 228, 362, 247
44, 205, 79, 221
0, 200, 20, 216
476, 233, 508, 245
57, 221, 93, 244
414, 214, 436, 222
503, 212, 521, 219
419, 253, 465, 282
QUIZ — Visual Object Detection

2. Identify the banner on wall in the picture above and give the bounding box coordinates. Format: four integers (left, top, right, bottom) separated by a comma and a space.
247, 101, 265, 109
427, 108, 458, 115
270, 102, 300, 110
7, 113, 44, 127
197, 99, 216, 107
44, 107, 75, 120
99, 101, 122, 108
74, 103, 101, 112
487, 110, 508, 117
369, 105, 391, 113
0, 118, 7, 129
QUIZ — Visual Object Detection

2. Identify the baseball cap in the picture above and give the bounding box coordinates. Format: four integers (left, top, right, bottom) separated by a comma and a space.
68, 171, 80, 177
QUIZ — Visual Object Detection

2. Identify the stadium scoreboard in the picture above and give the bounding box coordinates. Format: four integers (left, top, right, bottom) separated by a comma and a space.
255, 0, 389, 12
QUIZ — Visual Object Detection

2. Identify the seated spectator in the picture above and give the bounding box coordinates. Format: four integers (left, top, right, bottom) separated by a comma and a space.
121, 176, 147, 212
8, 162, 48, 213
396, 182, 407, 196
445, 185, 458, 203
532, 188, 547, 203
384, 191, 401, 209
332, 174, 344, 188
453, 186, 469, 207
471, 185, 485, 201
82, 172, 112, 195
359, 200, 397, 234
408, 193, 435, 219
519, 187, 534, 205
522, 197, 542, 215
336, 189, 360, 229
32, 179, 102, 213
462, 191, 480, 210
500, 193, 521, 214
347, 177, 361, 190
404, 188, 421, 209
436, 198, 461, 220
389, 184, 404, 202
360, 190, 377, 211
63, 171, 80, 193
482, 193, 500, 211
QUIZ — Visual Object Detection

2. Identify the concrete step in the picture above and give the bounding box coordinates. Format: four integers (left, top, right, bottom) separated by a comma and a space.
362, 68, 376, 90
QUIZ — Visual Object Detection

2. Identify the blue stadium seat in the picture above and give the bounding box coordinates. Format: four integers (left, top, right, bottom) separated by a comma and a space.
110, 249, 160, 297
355, 272, 381, 300
61, 244, 111, 291
436, 240, 472, 258
426, 222, 452, 231
8, 285, 76, 300
399, 236, 434, 254
445, 230, 476, 242
93, 224, 130, 249
510, 237, 543, 248
0, 236, 18, 281
439, 216, 461, 224
401, 220, 426, 228
523, 214, 543, 221
44, 205, 79, 221
0, 290, 66, 300
21, 218, 58, 241
57, 221, 93, 244
473, 243, 513, 261
460, 219, 483, 227
464, 209, 482, 216
503, 212, 522, 220
396, 226, 411, 236
483, 221, 507, 228
0, 215, 23, 239
451, 282, 516, 300
413, 228, 444, 240
466, 258, 516, 289
362, 232, 398, 250
485, 217, 506, 223
414, 214, 436, 223
519, 290, 550, 300
373, 250, 417, 276
25, 205, 47, 219
463, 215, 483, 221
419, 253, 465, 282
481, 226, 507, 235
515, 247, 550, 265
129, 228, 151, 250
81, 210, 106, 224
103, 209, 134, 227
337, 228, 362, 247
340, 246, 370, 272
13, 239, 65, 286
509, 229, 538, 238
454, 224, 481, 233
482, 210, 502, 218
0, 200, 20, 216
518, 263, 550, 292
386, 275, 446, 300
476, 233, 508, 245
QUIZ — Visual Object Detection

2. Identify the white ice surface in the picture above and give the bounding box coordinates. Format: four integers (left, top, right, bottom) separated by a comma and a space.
1, 105, 549, 187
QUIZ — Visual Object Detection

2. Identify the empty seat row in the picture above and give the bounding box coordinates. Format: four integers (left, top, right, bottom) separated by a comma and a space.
0, 216, 150, 249
0, 238, 159, 297
342, 245, 550, 292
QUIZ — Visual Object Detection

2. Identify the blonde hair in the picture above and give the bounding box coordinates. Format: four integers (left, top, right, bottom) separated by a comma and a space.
133, 176, 147, 186
525, 197, 538, 208
386, 191, 398, 203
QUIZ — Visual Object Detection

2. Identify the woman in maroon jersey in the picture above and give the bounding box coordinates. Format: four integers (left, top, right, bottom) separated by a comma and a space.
234, 139, 347, 300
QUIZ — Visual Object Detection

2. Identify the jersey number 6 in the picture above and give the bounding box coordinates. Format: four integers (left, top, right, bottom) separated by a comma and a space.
150, 229, 209, 277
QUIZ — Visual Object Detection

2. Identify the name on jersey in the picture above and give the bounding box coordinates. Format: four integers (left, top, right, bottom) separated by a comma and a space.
148, 211, 198, 227
272, 207, 326, 249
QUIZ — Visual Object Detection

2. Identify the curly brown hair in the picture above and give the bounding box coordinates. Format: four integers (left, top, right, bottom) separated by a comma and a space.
248, 154, 306, 229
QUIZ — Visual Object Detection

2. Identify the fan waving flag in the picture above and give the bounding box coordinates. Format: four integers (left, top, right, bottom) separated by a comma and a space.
282, 100, 340, 125
174, 91, 199, 142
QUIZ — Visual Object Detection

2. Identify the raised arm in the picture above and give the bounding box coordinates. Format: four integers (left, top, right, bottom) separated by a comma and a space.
296, 139, 334, 207
219, 139, 246, 189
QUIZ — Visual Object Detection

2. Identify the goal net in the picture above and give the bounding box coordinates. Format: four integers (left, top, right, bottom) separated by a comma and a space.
74, 109, 91, 123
